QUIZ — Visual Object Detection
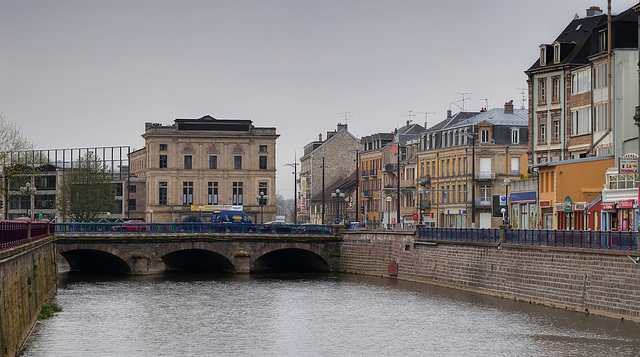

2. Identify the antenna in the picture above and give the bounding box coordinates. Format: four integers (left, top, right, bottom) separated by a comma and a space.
479, 98, 488, 110
416, 111, 436, 129
453, 92, 472, 111
516, 88, 527, 109
401, 110, 415, 125
338, 112, 353, 126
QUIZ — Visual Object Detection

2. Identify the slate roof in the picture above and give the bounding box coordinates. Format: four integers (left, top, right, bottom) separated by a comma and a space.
449, 108, 528, 129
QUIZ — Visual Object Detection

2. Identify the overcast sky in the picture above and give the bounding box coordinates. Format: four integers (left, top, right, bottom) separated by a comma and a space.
1, 0, 638, 199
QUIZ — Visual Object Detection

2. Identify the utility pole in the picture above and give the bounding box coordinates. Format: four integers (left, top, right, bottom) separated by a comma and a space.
285, 161, 299, 225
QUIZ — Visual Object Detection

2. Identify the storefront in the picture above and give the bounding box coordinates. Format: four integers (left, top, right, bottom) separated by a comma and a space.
508, 192, 537, 229
555, 196, 587, 230
540, 200, 553, 229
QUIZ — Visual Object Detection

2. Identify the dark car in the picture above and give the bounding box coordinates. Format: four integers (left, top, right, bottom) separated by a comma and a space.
298, 223, 332, 235
210, 210, 256, 233
112, 220, 150, 232
260, 221, 297, 234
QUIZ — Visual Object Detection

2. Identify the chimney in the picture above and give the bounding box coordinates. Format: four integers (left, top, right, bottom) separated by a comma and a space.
586, 6, 603, 17
504, 100, 514, 114
447, 109, 452, 119
337, 123, 347, 131
319, 133, 323, 142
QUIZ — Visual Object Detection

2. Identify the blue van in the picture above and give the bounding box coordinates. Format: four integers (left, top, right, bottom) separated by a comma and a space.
210, 209, 256, 233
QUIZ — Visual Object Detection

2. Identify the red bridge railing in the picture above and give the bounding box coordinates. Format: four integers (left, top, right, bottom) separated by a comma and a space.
0, 221, 54, 251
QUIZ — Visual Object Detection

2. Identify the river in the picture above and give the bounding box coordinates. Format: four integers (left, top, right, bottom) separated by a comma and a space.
20, 272, 640, 357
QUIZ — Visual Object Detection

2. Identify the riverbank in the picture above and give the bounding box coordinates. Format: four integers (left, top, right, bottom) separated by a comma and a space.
339, 230, 640, 323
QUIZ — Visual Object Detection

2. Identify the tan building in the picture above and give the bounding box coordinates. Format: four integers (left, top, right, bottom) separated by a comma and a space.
129, 116, 279, 223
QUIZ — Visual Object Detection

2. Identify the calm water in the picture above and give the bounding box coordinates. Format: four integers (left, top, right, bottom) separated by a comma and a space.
20, 273, 640, 357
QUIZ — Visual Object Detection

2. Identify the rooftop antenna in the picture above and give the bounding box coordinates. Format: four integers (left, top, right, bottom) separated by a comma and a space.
416, 111, 435, 128
479, 97, 488, 110
401, 110, 415, 125
516, 88, 527, 109
453, 92, 472, 111
338, 112, 353, 127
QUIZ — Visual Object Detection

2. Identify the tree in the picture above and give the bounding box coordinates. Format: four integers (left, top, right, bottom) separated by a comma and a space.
0, 113, 36, 218
57, 152, 115, 222
275, 192, 295, 223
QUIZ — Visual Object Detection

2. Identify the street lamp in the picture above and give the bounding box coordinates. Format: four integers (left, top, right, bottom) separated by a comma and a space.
417, 187, 424, 225
462, 131, 476, 228
331, 189, 345, 224
149, 209, 154, 223
503, 178, 511, 226
19, 181, 36, 220
256, 192, 268, 224
386, 195, 392, 229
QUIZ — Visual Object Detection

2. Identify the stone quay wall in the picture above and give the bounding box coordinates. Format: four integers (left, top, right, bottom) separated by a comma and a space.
339, 231, 640, 322
0, 238, 57, 357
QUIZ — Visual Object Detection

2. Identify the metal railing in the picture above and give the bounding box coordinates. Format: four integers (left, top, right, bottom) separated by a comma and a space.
0, 221, 54, 251
419, 227, 638, 250
54, 222, 334, 235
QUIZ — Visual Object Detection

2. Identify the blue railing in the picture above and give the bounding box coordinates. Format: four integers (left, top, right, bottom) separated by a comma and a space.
419, 227, 639, 250
54, 223, 334, 235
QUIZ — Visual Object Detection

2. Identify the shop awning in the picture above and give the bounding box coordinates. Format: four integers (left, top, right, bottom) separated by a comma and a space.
509, 191, 537, 203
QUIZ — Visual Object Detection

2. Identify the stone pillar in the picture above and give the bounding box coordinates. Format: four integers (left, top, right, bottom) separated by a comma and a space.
131, 253, 150, 275
499, 226, 506, 244
233, 251, 251, 274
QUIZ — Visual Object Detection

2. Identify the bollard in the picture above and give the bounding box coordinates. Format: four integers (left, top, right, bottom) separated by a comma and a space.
499, 225, 506, 244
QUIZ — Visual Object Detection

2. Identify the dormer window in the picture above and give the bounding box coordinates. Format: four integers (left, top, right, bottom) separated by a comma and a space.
553, 42, 561, 64
539, 45, 547, 66
599, 29, 607, 52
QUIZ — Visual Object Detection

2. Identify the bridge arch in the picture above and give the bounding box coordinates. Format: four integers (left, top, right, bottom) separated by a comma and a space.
58, 247, 131, 275
252, 245, 331, 273
155, 244, 236, 273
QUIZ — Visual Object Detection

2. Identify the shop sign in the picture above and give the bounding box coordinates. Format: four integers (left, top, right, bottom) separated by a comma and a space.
619, 199, 635, 209
601, 202, 615, 210
573, 202, 586, 211
620, 154, 638, 174
563, 196, 573, 213
540, 200, 551, 208
555, 203, 565, 211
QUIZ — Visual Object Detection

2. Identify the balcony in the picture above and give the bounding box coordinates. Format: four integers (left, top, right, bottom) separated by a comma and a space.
400, 179, 415, 188
475, 171, 496, 180
475, 198, 492, 207
418, 176, 431, 186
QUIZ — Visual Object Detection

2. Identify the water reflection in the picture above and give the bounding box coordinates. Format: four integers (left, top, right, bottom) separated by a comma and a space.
21, 273, 640, 357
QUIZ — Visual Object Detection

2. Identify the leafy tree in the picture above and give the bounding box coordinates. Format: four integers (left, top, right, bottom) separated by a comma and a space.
57, 152, 115, 222
0, 113, 36, 218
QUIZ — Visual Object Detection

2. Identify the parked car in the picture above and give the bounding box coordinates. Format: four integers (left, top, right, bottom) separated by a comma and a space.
111, 220, 150, 232
298, 223, 332, 235
210, 210, 256, 233
260, 221, 297, 234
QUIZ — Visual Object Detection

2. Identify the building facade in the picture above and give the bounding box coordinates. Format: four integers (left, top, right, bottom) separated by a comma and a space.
299, 124, 359, 224
417, 102, 529, 228
129, 116, 279, 223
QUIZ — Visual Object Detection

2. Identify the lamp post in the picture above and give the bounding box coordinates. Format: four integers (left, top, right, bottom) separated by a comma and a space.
634, 105, 640, 251
331, 189, 345, 224
462, 132, 476, 228
503, 178, 511, 226
285, 161, 299, 225
149, 209, 154, 223
417, 187, 424, 225
256, 192, 268, 224
386, 196, 392, 229
19, 181, 36, 220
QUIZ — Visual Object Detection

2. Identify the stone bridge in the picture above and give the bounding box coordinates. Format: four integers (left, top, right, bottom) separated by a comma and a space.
56, 233, 342, 275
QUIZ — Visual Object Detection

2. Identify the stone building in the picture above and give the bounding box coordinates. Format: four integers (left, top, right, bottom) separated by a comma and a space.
129, 116, 279, 223
299, 124, 359, 224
